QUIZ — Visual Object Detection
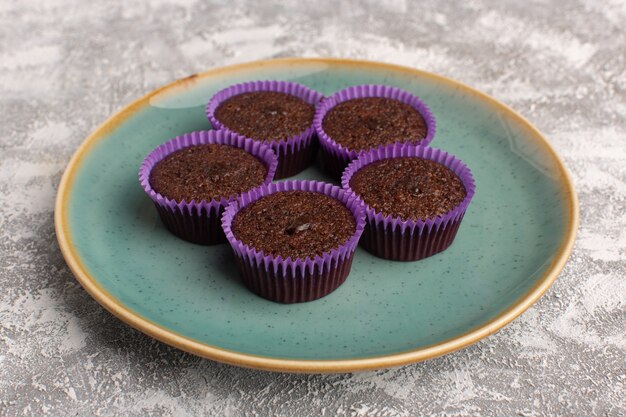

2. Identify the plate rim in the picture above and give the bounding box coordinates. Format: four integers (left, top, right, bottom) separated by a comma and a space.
54, 57, 579, 373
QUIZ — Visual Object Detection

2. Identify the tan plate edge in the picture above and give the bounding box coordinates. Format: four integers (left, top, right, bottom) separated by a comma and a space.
54, 57, 579, 373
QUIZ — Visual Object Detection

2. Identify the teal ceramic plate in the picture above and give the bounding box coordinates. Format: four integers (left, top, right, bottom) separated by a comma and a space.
55, 58, 578, 373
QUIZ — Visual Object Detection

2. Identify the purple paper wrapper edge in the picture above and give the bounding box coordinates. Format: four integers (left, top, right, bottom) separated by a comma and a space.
221, 180, 367, 303
138, 130, 278, 245
341, 143, 476, 261
313, 84, 437, 179
205, 80, 324, 179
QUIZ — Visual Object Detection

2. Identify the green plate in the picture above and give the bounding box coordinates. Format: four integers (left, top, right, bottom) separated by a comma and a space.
55, 58, 578, 373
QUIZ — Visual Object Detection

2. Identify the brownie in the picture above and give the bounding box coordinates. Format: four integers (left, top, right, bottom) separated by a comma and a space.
350, 157, 466, 220
231, 191, 356, 259
214, 91, 314, 140
322, 97, 427, 151
150, 144, 267, 202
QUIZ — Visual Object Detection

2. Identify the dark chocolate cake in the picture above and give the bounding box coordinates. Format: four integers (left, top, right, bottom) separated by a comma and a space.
214, 91, 314, 140
231, 190, 356, 259
349, 157, 466, 220
150, 144, 267, 202
322, 97, 427, 151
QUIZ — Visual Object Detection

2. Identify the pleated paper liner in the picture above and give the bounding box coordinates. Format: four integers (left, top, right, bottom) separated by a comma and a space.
206, 80, 324, 179
139, 130, 277, 245
342, 143, 475, 261
314, 84, 436, 180
222, 180, 366, 303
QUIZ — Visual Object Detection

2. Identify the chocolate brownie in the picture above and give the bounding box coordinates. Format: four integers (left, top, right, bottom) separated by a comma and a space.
214, 91, 314, 140
322, 97, 427, 151
350, 157, 466, 220
150, 144, 266, 202
231, 191, 356, 259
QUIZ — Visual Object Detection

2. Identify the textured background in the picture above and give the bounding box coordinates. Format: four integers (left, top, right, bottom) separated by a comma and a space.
1, 0, 625, 415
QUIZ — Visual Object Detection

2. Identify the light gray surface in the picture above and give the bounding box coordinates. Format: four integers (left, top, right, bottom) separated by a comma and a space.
1, 0, 625, 415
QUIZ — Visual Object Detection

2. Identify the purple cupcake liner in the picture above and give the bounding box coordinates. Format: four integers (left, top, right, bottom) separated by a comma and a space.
139, 130, 278, 245
221, 180, 366, 303
206, 80, 324, 179
313, 84, 436, 180
341, 143, 475, 261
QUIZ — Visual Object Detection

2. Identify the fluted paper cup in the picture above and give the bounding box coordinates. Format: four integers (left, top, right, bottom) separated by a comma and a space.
221, 180, 366, 303
206, 80, 324, 179
139, 130, 278, 245
314, 84, 436, 180
342, 143, 475, 261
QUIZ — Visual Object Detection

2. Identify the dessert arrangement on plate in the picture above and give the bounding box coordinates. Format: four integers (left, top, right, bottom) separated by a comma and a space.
56, 59, 576, 371
139, 80, 476, 304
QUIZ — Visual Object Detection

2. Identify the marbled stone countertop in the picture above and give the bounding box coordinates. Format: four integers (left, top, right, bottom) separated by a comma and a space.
1, 1, 624, 415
